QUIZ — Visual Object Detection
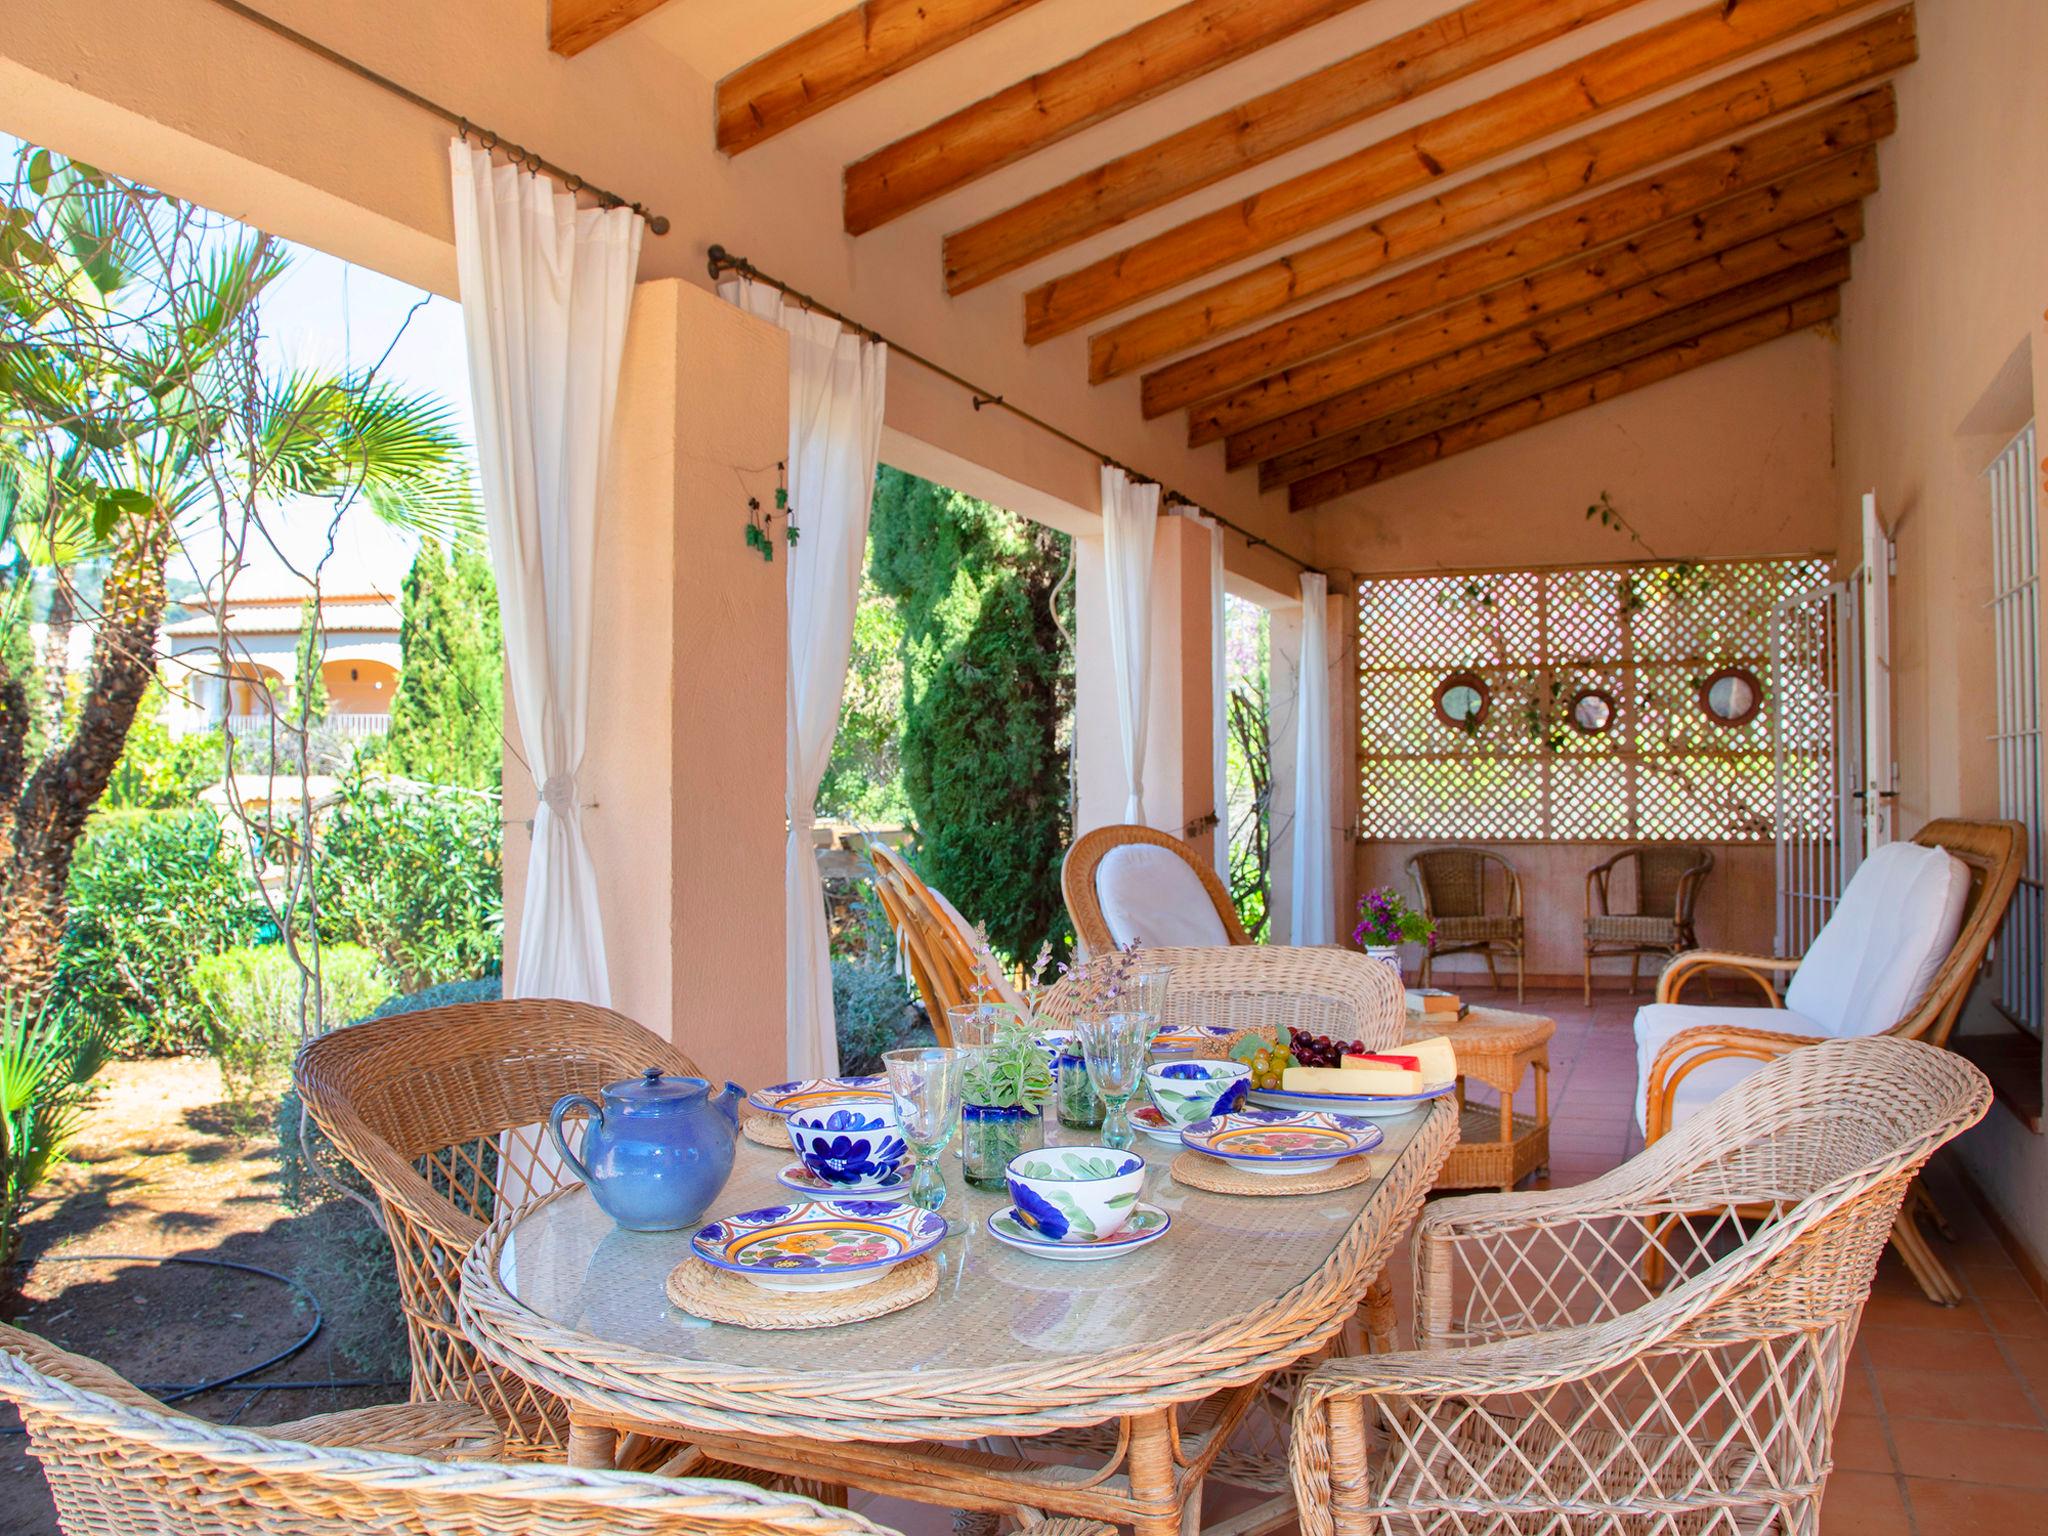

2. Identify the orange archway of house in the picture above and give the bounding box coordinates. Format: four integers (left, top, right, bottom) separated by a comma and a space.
320, 657, 398, 717
224, 662, 284, 719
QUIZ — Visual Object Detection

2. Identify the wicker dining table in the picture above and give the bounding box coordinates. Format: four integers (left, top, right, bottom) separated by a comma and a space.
458, 1098, 1457, 1536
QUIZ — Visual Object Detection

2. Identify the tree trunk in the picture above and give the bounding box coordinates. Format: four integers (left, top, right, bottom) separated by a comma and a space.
0, 522, 168, 1000
40, 580, 72, 743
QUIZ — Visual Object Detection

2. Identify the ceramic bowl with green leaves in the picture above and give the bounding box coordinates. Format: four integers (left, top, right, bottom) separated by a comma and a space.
1003, 1146, 1144, 1243
1143, 1058, 1251, 1129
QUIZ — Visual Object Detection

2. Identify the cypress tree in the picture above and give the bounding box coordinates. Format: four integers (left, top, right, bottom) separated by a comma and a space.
383, 540, 503, 788
292, 598, 328, 722
869, 468, 1072, 962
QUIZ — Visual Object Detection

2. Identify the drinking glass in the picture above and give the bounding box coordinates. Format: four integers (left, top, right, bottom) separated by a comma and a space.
946, 1001, 1009, 1049
883, 1047, 965, 1216
1125, 965, 1175, 1044
1077, 1011, 1152, 1152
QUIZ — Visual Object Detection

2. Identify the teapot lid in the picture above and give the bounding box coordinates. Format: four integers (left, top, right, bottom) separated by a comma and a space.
606, 1067, 709, 1108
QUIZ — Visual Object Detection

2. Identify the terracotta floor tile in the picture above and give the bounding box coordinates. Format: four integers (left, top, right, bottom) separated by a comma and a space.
1863, 1327, 2015, 1374
1841, 1365, 1880, 1415
1962, 1265, 2041, 1304
1889, 1418, 2048, 1487
1818, 1470, 1913, 1536
1831, 1413, 1895, 1474
1902, 1475, 2048, 1533
1981, 1296, 2048, 1340
1860, 1292, 1991, 1333
1873, 1365, 2041, 1425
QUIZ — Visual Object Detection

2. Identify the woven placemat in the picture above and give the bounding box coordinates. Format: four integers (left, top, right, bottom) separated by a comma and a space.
665, 1254, 937, 1330
1171, 1148, 1388, 1197
741, 1111, 792, 1151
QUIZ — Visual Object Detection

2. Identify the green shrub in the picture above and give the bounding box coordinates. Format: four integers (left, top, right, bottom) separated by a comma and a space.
367, 975, 502, 1018
53, 810, 261, 1053
833, 958, 922, 1075
0, 992, 112, 1283
314, 778, 503, 989
193, 943, 392, 1112
100, 695, 222, 811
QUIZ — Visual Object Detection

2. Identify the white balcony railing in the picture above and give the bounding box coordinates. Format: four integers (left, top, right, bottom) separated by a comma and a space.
222, 711, 388, 743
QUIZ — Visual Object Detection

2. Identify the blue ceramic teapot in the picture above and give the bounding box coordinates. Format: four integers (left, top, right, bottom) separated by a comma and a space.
548, 1068, 743, 1232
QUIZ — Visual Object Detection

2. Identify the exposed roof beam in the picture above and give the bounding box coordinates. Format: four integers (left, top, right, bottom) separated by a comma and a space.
550, 0, 675, 56
1137, 89, 1895, 415
1289, 288, 1841, 506
717, 0, 1050, 155
1084, 11, 1912, 374
941, 0, 1649, 290
1236, 208, 1867, 475
1029, 0, 1906, 345
1191, 149, 1874, 447
845, 0, 1380, 234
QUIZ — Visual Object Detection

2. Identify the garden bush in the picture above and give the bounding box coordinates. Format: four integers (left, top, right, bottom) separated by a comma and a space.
833, 958, 923, 1075
52, 810, 261, 1054
100, 696, 222, 811
193, 943, 392, 1113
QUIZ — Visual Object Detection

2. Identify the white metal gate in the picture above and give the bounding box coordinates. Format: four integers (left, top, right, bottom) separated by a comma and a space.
1987, 422, 2043, 1037
1772, 578, 1864, 956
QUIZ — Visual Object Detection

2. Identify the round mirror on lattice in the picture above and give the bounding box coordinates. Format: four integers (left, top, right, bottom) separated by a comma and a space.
1568, 688, 1617, 736
1698, 666, 1762, 728
1433, 672, 1491, 731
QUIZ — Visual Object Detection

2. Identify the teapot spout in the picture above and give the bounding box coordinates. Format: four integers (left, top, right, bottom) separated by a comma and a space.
714, 1081, 744, 1129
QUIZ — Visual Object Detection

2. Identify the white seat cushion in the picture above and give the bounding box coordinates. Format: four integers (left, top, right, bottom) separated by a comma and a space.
1782, 841, 1971, 1038
1632, 1003, 1831, 1135
1095, 845, 1230, 949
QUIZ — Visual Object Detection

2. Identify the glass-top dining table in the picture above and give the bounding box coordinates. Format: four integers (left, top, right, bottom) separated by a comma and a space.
458, 1099, 1458, 1535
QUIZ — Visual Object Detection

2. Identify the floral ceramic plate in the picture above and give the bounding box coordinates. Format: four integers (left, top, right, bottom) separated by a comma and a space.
690, 1199, 946, 1292
1149, 1022, 1236, 1055
1247, 1079, 1456, 1118
746, 1076, 893, 1117
984, 1202, 1171, 1263
775, 1161, 909, 1198
1182, 1109, 1384, 1176
1129, 1104, 1186, 1145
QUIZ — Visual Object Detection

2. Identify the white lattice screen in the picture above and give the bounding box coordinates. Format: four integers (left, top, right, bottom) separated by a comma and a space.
1357, 557, 1832, 843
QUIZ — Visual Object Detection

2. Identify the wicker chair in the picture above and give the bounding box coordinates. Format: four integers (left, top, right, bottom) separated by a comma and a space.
1405, 847, 1524, 1002
1063, 824, 1249, 956
860, 844, 974, 1044
0, 1326, 1115, 1536
1582, 844, 1713, 1003
293, 1000, 701, 1458
1289, 1036, 1990, 1536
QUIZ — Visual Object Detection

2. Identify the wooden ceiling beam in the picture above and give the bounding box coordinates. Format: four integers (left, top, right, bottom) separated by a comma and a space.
941, 0, 1649, 289
1138, 89, 1895, 415
1024, 0, 1880, 342
717, 0, 1049, 155
1079, 7, 1914, 369
1289, 288, 1841, 507
845, 0, 1381, 235
550, 0, 675, 57
1244, 214, 1859, 474
1191, 148, 1875, 447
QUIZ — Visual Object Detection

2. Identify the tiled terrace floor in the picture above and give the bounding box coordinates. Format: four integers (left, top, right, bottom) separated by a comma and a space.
866, 984, 2048, 1536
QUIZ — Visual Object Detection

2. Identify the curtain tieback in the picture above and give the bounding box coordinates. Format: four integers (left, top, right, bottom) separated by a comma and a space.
539, 774, 578, 816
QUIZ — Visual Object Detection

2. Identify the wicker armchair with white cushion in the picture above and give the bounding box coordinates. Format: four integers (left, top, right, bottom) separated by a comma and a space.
1062, 824, 1249, 955
1288, 1037, 1990, 1536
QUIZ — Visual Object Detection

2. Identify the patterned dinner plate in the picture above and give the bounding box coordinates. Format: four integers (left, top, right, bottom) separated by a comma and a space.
985, 1202, 1171, 1263
1182, 1109, 1383, 1176
1129, 1104, 1186, 1145
746, 1076, 892, 1116
691, 1199, 946, 1292
775, 1161, 909, 1198
1149, 1022, 1235, 1055
1247, 1079, 1456, 1118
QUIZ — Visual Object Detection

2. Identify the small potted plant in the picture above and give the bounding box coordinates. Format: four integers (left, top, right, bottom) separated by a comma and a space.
960, 1022, 1052, 1188
1353, 887, 1435, 982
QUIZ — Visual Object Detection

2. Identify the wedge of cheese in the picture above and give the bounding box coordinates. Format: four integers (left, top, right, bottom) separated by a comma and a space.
1402, 1035, 1457, 1087
1285, 1062, 1420, 1095
1336, 1053, 1425, 1093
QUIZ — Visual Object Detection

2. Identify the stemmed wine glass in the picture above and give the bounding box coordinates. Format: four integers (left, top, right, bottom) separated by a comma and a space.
882, 1047, 965, 1219
1076, 1011, 1152, 1152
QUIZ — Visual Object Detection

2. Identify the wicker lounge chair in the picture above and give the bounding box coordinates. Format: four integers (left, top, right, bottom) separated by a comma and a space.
1405, 847, 1524, 1001
0, 1324, 1113, 1536
1063, 824, 1249, 956
293, 999, 700, 1457
1581, 844, 1712, 1003
1289, 1036, 1990, 1536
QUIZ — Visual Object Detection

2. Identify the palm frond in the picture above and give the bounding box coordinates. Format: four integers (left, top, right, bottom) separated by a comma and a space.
255, 371, 478, 539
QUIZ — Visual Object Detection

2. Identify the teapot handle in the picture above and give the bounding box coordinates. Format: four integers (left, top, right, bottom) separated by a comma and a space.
547, 1093, 604, 1189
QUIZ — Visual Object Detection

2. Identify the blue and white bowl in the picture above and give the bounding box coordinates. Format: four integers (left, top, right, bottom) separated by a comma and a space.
691, 1199, 946, 1292
1143, 1059, 1251, 1129
1004, 1146, 1145, 1243
786, 1103, 908, 1190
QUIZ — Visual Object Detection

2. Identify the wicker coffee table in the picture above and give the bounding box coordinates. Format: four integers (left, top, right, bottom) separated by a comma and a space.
459, 1100, 1456, 1536
1404, 1005, 1554, 1192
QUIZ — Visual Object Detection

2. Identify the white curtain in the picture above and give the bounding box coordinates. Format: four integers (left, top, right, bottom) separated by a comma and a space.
1201, 515, 1229, 880
1290, 571, 1334, 944
719, 276, 887, 1079
449, 142, 641, 1008
1101, 467, 1161, 825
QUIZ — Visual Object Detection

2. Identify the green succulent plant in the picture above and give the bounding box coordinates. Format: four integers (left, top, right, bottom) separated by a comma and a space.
962, 1022, 1051, 1112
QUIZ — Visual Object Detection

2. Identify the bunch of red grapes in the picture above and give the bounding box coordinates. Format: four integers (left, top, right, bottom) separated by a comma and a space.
1288, 1032, 1367, 1070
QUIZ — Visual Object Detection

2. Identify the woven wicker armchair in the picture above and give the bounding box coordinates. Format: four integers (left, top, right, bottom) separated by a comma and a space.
0, 1325, 1116, 1536
859, 842, 975, 1043
293, 1000, 701, 1458
1063, 824, 1249, 956
1405, 847, 1524, 1001
1289, 1037, 1990, 1536
1582, 844, 1713, 1004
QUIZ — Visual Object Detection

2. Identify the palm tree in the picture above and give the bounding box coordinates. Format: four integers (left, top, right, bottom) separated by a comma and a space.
0, 144, 476, 998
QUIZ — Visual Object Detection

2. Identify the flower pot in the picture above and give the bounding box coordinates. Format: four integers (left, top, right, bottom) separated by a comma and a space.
1364, 945, 1404, 985
961, 1102, 1043, 1188
1054, 1051, 1105, 1129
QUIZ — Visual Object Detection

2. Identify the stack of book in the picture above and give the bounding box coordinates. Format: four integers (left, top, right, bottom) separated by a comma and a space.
1405, 987, 1469, 1022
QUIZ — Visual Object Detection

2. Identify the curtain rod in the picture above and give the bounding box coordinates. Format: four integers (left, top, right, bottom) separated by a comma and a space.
200, 0, 670, 234
707, 245, 1321, 577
